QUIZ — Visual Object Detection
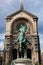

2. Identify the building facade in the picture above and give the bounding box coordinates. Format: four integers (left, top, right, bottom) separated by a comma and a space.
3, 6, 41, 65
0, 51, 3, 57
0, 51, 3, 65
41, 52, 43, 64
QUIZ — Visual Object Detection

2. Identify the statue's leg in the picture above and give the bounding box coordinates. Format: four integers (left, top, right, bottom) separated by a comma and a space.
19, 51, 21, 58
21, 49, 24, 58
22, 51, 24, 58
24, 49, 27, 58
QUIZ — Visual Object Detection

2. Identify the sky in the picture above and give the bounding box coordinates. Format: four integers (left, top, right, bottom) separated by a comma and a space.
0, 0, 43, 52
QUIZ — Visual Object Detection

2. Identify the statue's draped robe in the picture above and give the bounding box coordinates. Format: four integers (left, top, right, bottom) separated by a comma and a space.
16, 25, 30, 58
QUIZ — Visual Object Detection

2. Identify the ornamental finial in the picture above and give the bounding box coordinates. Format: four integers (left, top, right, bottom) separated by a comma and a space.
20, 0, 24, 10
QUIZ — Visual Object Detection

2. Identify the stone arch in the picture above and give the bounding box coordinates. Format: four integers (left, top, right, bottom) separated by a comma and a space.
12, 48, 17, 60
10, 17, 33, 34
27, 48, 32, 59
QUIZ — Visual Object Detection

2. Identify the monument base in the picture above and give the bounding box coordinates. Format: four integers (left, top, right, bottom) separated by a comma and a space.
11, 58, 33, 65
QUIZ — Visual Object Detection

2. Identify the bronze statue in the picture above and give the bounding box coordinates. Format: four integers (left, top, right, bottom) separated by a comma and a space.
15, 25, 30, 58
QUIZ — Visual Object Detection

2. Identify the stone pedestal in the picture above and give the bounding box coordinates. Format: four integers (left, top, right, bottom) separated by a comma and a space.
11, 58, 33, 65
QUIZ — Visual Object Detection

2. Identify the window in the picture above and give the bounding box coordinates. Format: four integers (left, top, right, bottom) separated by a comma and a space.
35, 44, 38, 50
34, 37, 38, 51
7, 44, 9, 46
34, 38, 38, 44
7, 44, 10, 50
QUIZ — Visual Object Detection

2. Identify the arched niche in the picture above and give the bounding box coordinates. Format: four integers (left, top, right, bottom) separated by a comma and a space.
27, 48, 32, 59
11, 18, 33, 34
12, 48, 17, 60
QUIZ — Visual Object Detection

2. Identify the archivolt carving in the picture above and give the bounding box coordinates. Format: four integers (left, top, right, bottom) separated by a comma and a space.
11, 18, 33, 34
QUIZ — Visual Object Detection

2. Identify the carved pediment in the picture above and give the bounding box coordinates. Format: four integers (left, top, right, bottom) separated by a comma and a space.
6, 9, 38, 20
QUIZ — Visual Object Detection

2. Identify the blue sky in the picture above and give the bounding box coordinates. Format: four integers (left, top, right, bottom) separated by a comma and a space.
0, 0, 43, 52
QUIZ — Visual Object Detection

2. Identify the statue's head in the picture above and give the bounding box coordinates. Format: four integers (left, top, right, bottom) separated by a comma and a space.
20, 25, 23, 28
19, 24, 27, 33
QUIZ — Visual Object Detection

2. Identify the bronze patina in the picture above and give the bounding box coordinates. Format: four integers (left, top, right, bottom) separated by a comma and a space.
15, 25, 30, 58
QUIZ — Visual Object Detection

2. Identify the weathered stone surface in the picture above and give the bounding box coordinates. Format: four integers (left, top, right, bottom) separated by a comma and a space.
3, 5, 41, 65
11, 58, 33, 65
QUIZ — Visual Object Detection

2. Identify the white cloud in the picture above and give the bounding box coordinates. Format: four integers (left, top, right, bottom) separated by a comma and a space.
0, 33, 5, 50
0, 42, 4, 50
39, 33, 43, 44
29, 0, 41, 6
23, 0, 41, 7
39, 33, 43, 52
4, 0, 12, 4
0, 33, 5, 40
18, 0, 23, 3
41, 49, 43, 53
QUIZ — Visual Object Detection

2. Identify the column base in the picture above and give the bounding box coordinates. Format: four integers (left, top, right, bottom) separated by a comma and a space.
11, 58, 33, 65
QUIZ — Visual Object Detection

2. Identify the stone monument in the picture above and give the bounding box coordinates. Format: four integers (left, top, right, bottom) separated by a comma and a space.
11, 58, 32, 65
15, 24, 30, 58
11, 21, 32, 65
3, 1, 41, 65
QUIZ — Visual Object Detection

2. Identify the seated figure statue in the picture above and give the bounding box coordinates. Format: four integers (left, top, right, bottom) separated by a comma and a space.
15, 24, 31, 58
